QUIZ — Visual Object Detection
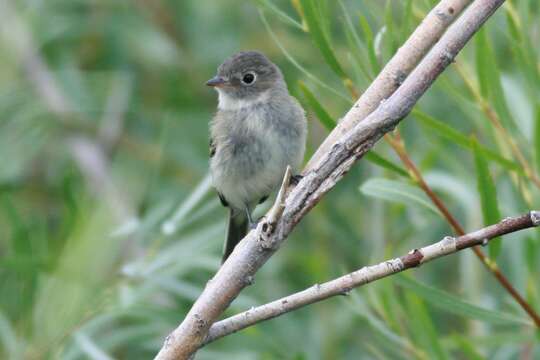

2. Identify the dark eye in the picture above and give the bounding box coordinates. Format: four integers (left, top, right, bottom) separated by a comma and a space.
242, 72, 256, 85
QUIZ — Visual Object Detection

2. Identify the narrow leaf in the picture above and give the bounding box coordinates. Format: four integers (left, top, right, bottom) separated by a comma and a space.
358, 14, 380, 74
535, 104, 540, 173
472, 137, 502, 258
259, 10, 350, 101
254, 0, 304, 30
475, 29, 491, 99
413, 110, 522, 174
396, 276, 531, 326
298, 0, 347, 79
475, 29, 516, 131
360, 178, 440, 215
298, 81, 335, 130
405, 293, 449, 360
364, 152, 408, 178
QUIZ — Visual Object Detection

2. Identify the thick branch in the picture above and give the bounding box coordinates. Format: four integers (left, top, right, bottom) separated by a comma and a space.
154, 0, 506, 358
304, 0, 472, 171
206, 211, 540, 343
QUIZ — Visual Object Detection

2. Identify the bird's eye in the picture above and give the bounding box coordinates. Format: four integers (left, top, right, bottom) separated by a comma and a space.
241, 72, 256, 85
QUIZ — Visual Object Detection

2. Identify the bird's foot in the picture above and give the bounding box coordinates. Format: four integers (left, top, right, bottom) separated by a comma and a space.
289, 174, 304, 186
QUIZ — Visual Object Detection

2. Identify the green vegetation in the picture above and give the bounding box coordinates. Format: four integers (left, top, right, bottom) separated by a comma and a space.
0, 0, 539, 358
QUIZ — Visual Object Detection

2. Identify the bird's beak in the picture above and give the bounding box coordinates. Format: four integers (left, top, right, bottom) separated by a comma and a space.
206, 76, 227, 87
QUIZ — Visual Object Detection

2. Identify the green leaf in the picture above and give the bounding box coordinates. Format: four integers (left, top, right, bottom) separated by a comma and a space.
402, 0, 413, 41
360, 178, 440, 215
338, 0, 372, 81
254, 0, 304, 30
358, 14, 380, 74
364, 152, 408, 178
535, 104, 540, 173
413, 110, 523, 175
449, 335, 486, 360
298, 0, 347, 79
259, 10, 350, 101
472, 137, 502, 258
0, 310, 19, 359
395, 276, 531, 326
475, 29, 491, 99
298, 81, 335, 130
405, 293, 450, 360
383, 0, 397, 55
475, 29, 516, 132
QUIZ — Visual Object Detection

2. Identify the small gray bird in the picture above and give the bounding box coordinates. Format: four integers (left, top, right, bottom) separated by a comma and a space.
206, 51, 307, 263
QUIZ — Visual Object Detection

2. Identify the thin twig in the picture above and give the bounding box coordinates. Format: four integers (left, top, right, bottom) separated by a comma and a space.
387, 132, 540, 326
155, 1, 507, 358
206, 211, 540, 343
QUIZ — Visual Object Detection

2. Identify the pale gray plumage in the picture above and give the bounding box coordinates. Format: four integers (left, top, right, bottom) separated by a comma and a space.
207, 51, 307, 263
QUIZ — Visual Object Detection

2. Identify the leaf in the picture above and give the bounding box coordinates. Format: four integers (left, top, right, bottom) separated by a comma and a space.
404, 293, 449, 360
475, 29, 516, 132
358, 14, 380, 74
535, 104, 540, 173
160, 174, 212, 235
338, 0, 372, 81
259, 10, 350, 101
74, 332, 115, 360
298, 0, 346, 79
254, 0, 304, 30
475, 29, 491, 99
347, 292, 414, 355
298, 81, 335, 130
364, 152, 408, 178
383, 0, 397, 55
360, 178, 440, 215
413, 110, 523, 175
0, 310, 19, 359
472, 137, 502, 258
396, 276, 531, 326
449, 335, 486, 360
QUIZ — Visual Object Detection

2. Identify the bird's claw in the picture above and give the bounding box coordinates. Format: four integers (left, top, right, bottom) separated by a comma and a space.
289, 174, 303, 186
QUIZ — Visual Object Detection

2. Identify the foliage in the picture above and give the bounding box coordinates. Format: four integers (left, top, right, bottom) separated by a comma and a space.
0, 0, 539, 359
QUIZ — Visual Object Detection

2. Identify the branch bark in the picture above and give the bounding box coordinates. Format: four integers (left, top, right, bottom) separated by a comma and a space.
304, 0, 472, 171
155, 0, 507, 358
206, 211, 540, 343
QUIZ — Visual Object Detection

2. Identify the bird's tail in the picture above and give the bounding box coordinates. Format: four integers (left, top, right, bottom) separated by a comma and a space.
222, 209, 248, 263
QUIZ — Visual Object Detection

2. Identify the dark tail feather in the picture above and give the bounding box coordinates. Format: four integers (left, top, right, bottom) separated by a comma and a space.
222, 209, 248, 263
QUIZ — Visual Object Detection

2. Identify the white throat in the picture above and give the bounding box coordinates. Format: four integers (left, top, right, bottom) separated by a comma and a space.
217, 89, 270, 111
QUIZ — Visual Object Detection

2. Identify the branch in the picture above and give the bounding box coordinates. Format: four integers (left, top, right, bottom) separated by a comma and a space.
387, 132, 540, 326
206, 211, 540, 343
304, 0, 472, 171
154, 0, 506, 358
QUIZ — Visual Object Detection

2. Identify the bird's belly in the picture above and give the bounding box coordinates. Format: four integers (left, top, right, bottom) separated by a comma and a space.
210, 135, 288, 210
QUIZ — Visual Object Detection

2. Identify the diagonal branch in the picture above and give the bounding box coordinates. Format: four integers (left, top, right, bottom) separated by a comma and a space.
205, 211, 540, 343
155, 0, 507, 358
304, 0, 472, 171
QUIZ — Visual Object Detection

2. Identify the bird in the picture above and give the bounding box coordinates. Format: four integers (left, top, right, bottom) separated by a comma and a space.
206, 50, 307, 263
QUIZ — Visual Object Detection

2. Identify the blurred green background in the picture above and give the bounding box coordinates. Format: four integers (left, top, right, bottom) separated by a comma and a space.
0, 0, 539, 359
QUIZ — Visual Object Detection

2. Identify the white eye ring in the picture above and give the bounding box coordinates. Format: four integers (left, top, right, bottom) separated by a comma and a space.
241, 71, 256, 85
